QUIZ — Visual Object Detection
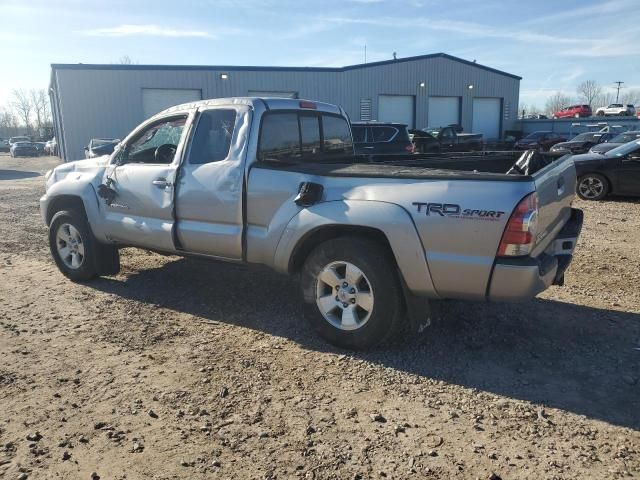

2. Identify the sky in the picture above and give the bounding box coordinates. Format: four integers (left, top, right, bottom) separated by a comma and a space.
1, 0, 639, 110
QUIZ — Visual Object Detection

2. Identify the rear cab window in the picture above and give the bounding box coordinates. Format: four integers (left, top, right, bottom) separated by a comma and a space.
258, 111, 353, 162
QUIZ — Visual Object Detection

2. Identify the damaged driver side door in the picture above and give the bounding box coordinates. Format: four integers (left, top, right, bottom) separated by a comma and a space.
99, 115, 189, 251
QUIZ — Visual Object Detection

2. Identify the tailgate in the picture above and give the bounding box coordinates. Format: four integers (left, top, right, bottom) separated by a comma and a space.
531, 155, 576, 255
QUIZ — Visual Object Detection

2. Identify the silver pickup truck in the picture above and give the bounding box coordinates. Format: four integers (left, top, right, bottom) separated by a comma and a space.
41, 98, 583, 349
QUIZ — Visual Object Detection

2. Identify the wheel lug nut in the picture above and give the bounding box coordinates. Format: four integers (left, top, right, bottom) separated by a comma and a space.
342, 303, 348, 308
335, 285, 340, 290
350, 299, 356, 304
349, 288, 356, 294
342, 282, 348, 288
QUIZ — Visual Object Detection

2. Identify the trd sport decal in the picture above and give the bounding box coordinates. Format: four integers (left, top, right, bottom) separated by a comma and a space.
413, 202, 506, 221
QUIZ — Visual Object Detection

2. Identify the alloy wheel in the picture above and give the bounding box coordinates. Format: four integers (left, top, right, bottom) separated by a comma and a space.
56, 223, 85, 269
315, 261, 374, 331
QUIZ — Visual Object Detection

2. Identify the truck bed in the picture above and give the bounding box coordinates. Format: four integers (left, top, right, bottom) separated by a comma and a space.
254, 151, 543, 182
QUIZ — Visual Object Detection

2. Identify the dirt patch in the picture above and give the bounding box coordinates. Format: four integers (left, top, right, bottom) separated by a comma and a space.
0, 154, 639, 479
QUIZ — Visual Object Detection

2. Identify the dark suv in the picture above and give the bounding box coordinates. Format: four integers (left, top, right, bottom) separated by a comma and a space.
514, 131, 566, 151
351, 122, 415, 155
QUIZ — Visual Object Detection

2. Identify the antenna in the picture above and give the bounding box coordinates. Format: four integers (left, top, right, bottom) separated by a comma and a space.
364, 44, 367, 64
393, 51, 397, 60
613, 81, 625, 102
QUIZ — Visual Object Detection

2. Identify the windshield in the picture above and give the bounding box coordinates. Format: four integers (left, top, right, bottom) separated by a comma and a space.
524, 132, 547, 139
423, 128, 441, 138
606, 140, 640, 157
92, 138, 118, 148
10, 136, 29, 142
571, 133, 597, 142
610, 132, 640, 143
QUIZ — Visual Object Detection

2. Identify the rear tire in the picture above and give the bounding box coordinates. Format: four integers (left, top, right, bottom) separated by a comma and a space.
300, 237, 404, 350
577, 173, 609, 201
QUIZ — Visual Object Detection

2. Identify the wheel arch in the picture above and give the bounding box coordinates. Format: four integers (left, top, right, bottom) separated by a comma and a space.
274, 200, 438, 298
289, 224, 394, 275
46, 195, 88, 226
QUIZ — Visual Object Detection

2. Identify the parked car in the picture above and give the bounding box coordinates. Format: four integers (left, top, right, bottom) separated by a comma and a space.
409, 125, 483, 153
523, 114, 548, 119
590, 130, 640, 154
0, 138, 9, 152
573, 139, 640, 200
552, 105, 592, 119
9, 136, 30, 146
40, 97, 582, 349
10, 141, 39, 157
45, 137, 58, 156
32, 142, 46, 156
595, 104, 636, 116
84, 138, 120, 159
351, 122, 414, 155
549, 131, 617, 157
514, 131, 566, 151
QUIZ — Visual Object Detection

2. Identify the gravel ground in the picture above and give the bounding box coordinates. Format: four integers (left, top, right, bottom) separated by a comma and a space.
0, 154, 639, 480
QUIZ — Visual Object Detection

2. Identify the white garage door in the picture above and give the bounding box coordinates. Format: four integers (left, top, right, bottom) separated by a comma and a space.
427, 97, 460, 128
378, 95, 414, 127
472, 98, 502, 140
142, 88, 202, 119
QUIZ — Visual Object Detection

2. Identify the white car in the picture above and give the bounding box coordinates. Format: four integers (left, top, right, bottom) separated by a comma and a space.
595, 104, 636, 116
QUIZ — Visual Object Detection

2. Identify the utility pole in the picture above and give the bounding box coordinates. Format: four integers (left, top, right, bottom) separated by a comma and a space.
614, 81, 624, 102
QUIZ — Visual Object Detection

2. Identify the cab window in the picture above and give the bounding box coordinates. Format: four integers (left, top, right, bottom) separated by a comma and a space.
321, 114, 353, 156
122, 116, 187, 164
189, 109, 236, 164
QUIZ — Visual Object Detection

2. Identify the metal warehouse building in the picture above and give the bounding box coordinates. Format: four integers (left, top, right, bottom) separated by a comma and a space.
49, 53, 521, 161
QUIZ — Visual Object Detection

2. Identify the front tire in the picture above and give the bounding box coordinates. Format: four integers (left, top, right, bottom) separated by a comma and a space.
577, 173, 609, 201
49, 209, 120, 281
301, 237, 404, 350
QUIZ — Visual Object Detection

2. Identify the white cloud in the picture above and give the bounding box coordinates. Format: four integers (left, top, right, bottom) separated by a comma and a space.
83, 24, 213, 39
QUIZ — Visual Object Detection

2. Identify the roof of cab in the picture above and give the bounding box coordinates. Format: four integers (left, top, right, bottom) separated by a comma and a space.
152, 97, 343, 120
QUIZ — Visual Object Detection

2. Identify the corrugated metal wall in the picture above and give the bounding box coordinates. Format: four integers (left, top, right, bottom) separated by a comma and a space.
53, 56, 520, 160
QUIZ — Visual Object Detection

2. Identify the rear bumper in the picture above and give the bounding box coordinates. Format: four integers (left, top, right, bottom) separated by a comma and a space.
488, 208, 583, 302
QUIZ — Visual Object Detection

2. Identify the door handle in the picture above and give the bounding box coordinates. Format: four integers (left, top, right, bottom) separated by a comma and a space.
152, 178, 171, 188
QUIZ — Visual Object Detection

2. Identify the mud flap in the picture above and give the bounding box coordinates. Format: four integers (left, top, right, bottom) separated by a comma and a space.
94, 242, 120, 276
399, 274, 433, 334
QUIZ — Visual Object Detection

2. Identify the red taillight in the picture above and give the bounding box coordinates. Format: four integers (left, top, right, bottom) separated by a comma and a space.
497, 192, 538, 257
299, 101, 317, 109
406, 143, 416, 153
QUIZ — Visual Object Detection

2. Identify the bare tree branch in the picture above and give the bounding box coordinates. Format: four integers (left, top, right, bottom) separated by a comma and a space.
576, 80, 602, 107
545, 92, 572, 117
11, 89, 33, 133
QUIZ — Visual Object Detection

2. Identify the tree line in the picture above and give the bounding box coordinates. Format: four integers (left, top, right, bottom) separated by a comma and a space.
521, 80, 640, 117
0, 88, 53, 138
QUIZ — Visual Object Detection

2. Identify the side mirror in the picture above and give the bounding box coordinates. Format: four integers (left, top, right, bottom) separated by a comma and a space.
84, 146, 89, 151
